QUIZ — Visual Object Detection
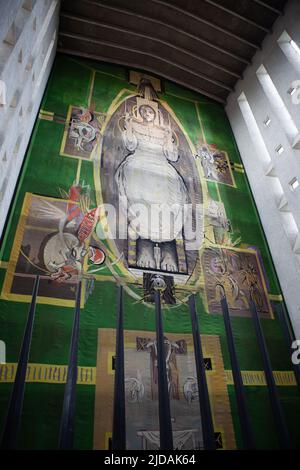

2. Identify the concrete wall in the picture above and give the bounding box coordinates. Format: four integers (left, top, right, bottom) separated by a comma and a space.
0, 0, 60, 238
226, 0, 300, 337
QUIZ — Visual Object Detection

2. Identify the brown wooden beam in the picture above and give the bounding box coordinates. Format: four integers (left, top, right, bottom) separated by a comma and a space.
151, 0, 260, 49
204, 0, 270, 33
60, 12, 242, 80
59, 31, 233, 92
80, 0, 251, 65
251, 0, 282, 15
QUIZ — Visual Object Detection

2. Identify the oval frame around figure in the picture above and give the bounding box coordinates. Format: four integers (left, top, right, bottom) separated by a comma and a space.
95, 79, 206, 294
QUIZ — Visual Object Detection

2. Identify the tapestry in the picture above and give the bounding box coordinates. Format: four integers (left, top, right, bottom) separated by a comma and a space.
0, 55, 299, 450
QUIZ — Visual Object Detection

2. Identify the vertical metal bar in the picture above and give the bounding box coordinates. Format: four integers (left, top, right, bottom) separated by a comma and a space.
188, 295, 215, 450
154, 290, 173, 450
220, 295, 255, 449
250, 299, 291, 449
58, 280, 82, 449
112, 285, 126, 450
1, 275, 40, 449
276, 302, 300, 393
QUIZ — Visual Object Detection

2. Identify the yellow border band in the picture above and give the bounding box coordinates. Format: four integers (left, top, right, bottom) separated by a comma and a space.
0, 363, 296, 386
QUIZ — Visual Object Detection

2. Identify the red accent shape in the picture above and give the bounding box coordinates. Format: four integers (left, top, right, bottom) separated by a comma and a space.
78, 207, 98, 243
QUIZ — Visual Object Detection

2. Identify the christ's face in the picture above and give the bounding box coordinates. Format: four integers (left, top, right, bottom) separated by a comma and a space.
140, 105, 155, 123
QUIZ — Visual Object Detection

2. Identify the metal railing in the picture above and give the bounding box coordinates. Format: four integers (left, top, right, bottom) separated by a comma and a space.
1, 276, 40, 450
0, 276, 297, 450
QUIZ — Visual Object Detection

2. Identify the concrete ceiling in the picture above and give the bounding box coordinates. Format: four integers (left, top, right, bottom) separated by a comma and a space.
58, 0, 287, 104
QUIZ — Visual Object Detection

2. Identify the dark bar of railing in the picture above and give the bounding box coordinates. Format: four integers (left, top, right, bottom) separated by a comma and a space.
276, 302, 300, 393
188, 294, 215, 450
112, 285, 126, 450
1, 275, 40, 449
154, 290, 173, 450
249, 299, 291, 449
58, 280, 82, 449
220, 294, 255, 449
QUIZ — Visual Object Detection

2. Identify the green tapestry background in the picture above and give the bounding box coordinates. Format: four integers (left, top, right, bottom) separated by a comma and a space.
0, 54, 299, 449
